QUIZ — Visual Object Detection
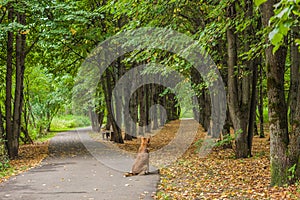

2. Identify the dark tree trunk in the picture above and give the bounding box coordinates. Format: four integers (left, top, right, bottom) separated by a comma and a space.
227, 2, 250, 158
288, 26, 300, 123
98, 112, 104, 130
151, 84, 159, 130
13, 12, 26, 144
261, 0, 300, 186
5, 4, 16, 159
114, 58, 123, 138
89, 107, 100, 132
123, 67, 132, 140
258, 64, 265, 138
21, 101, 33, 144
245, 0, 258, 157
138, 86, 146, 135
0, 107, 5, 146
145, 85, 151, 133
0, 107, 6, 156
103, 69, 123, 143
105, 113, 111, 131
288, 25, 300, 183
20, 127, 33, 144
167, 93, 178, 121
190, 67, 211, 130
159, 86, 167, 126
129, 91, 138, 137
247, 64, 258, 157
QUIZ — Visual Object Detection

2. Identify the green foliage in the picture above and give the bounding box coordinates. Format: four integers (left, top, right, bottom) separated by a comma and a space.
214, 134, 235, 148
25, 64, 74, 133
0, 138, 11, 178
268, 0, 300, 53
35, 132, 57, 143
50, 115, 90, 131
254, 0, 267, 7
194, 139, 204, 153
0, 157, 12, 179
156, 191, 171, 200
288, 163, 297, 181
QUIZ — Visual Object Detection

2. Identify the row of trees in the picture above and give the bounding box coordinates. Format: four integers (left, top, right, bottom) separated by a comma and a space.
0, 0, 299, 186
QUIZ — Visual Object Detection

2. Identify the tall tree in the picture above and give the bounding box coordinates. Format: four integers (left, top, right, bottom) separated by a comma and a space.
5, 3, 17, 159
227, 2, 251, 158
261, 0, 300, 186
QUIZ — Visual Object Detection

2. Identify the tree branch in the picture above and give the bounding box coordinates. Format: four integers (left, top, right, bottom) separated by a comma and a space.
62, 41, 86, 60
0, 8, 7, 24
25, 36, 40, 56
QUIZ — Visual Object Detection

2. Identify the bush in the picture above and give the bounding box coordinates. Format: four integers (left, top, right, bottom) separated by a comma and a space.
50, 115, 91, 131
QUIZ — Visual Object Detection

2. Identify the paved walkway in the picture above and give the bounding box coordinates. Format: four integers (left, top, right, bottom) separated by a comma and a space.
0, 128, 159, 200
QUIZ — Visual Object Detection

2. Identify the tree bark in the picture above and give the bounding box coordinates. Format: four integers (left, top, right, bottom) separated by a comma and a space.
227, 2, 250, 158
0, 107, 5, 142
129, 91, 138, 137
138, 86, 146, 135
261, 0, 299, 186
103, 69, 123, 143
287, 13, 300, 185
159, 86, 167, 126
288, 26, 300, 123
151, 84, 159, 130
247, 64, 258, 156
89, 107, 100, 132
5, 4, 16, 159
258, 65, 265, 138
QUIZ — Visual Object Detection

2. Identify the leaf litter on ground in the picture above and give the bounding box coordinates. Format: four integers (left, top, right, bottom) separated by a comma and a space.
100, 120, 300, 200
0, 142, 48, 183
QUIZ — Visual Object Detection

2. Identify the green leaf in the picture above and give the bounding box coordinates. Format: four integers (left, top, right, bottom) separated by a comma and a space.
276, 7, 289, 19
292, 9, 300, 16
269, 28, 280, 42
254, 0, 267, 7
272, 44, 280, 54
295, 39, 300, 44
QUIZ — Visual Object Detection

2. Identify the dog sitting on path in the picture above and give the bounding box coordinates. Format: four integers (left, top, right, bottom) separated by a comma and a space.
124, 137, 150, 177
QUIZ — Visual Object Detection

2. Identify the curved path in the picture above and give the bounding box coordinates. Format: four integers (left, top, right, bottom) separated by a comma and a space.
0, 128, 159, 200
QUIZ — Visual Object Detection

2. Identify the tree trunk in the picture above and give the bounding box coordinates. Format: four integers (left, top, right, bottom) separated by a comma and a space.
103, 69, 123, 143
129, 91, 138, 137
226, 2, 250, 158
0, 107, 6, 156
145, 85, 151, 133
105, 113, 111, 131
151, 84, 159, 130
0, 108, 5, 147
114, 59, 123, 138
288, 26, 300, 123
159, 86, 167, 126
138, 86, 146, 135
89, 107, 100, 132
5, 4, 16, 159
247, 64, 258, 157
21, 100, 33, 144
261, 0, 296, 186
288, 23, 300, 183
123, 67, 132, 140
258, 64, 265, 138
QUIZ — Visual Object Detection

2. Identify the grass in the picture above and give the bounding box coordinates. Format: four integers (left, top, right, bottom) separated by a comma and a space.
50, 115, 91, 132
36, 131, 57, 143
180, 108, 194, 119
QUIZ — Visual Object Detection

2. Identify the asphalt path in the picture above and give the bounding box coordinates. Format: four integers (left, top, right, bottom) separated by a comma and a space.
0, 128, 159, 200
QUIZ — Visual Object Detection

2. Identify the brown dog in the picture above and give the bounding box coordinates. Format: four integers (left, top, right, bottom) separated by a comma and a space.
124, 137, 150, 176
